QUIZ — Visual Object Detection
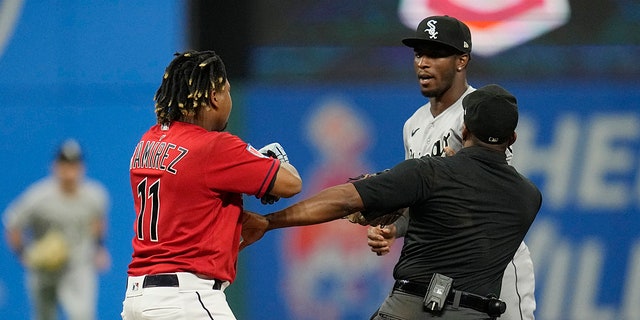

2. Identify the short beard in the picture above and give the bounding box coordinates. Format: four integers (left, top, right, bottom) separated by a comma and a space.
421, 87, 443, 98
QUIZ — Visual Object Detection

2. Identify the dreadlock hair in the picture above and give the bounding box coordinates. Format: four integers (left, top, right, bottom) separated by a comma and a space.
154, 51, 228, 124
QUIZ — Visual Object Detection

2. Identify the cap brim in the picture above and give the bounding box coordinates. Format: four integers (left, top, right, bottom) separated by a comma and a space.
401, 38, 466, 53
402, 38, 433, 48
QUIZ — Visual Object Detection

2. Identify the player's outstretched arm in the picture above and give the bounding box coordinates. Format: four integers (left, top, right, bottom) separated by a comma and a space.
266, 183, 364, 230
239, 183, 364, 250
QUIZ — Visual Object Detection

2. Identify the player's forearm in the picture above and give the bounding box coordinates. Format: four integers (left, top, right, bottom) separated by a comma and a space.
280, 162, 301, 181
91, 218, 106, 246
266, 183, 363, 230
6, 228, 24, 256
270, 163, 302, 198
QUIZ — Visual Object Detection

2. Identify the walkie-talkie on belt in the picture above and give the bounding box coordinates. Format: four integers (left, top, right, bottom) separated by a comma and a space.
423, 273, 453, 311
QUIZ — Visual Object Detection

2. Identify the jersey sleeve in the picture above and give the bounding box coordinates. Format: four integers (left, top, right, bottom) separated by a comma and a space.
352, 159, 429, 221
402, 119, 412, 160
2, 180, 46, 230
204, 133, 280, 198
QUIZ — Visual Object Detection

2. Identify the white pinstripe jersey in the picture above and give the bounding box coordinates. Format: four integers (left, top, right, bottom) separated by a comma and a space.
403, 86, 513, 163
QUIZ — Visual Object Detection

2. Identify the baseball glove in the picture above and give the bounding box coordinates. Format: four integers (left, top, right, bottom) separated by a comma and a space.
257, 142, 289, 205
343, 170, 406, 226
24, 229, 69, 272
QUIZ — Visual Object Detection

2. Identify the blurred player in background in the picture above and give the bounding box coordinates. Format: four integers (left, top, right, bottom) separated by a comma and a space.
3, 138, 110, 320
366, 15, 537, 319
121, 50, 302, 320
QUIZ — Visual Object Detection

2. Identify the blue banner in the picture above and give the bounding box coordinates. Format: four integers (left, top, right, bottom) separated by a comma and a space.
241, 80, 640, 320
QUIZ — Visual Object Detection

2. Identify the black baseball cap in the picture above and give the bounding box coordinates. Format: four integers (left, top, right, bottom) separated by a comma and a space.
402, 15, 472, 53
463, 85, 518, 144
56, 139, 83, 162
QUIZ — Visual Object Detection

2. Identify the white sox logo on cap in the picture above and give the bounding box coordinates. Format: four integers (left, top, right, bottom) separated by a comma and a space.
403, 15, 472, 53
425, 20, 438, 39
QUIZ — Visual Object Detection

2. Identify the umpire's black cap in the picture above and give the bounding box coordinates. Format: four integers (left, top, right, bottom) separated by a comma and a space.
463, 85, 518, 144
402, 15, 472, 53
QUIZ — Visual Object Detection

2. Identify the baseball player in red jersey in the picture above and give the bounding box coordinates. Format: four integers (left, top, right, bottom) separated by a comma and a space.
367, 16, 536, 319
121, 51, 302, 320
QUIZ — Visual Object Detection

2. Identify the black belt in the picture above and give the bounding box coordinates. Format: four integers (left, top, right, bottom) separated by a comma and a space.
393, 280, 506, 317
142, 274, 223, 290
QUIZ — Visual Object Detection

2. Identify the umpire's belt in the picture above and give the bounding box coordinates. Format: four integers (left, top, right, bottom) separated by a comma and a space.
393, 280, 506, 316
141, 273, 225, 290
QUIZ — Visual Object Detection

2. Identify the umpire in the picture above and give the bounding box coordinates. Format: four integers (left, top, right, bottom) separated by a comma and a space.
364, 84, 542, 320
241, 84, 542, 320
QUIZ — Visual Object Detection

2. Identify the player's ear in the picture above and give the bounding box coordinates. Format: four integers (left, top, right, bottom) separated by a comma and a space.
508, 132, 517, 146
209, 89, 220, 110
457, 53, 469, 71
210, 83, 231, 110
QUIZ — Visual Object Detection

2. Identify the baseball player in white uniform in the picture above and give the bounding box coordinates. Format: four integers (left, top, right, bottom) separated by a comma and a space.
367, 15, 536, 319
3, 139, 110, 320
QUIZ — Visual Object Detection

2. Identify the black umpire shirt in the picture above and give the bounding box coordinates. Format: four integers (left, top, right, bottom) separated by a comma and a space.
352, 146, 541, 297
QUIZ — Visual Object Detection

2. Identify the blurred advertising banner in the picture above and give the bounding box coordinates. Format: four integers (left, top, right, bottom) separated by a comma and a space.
398, 0, 571, 56
242, 80, 640, 320
251, 1, 638, 81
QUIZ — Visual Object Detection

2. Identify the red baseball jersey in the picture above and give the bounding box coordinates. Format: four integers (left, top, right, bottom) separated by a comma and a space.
127, 122, 279, 282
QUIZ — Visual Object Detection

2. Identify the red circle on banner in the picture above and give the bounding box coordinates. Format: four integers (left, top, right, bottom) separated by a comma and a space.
430, 0, 544, 29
